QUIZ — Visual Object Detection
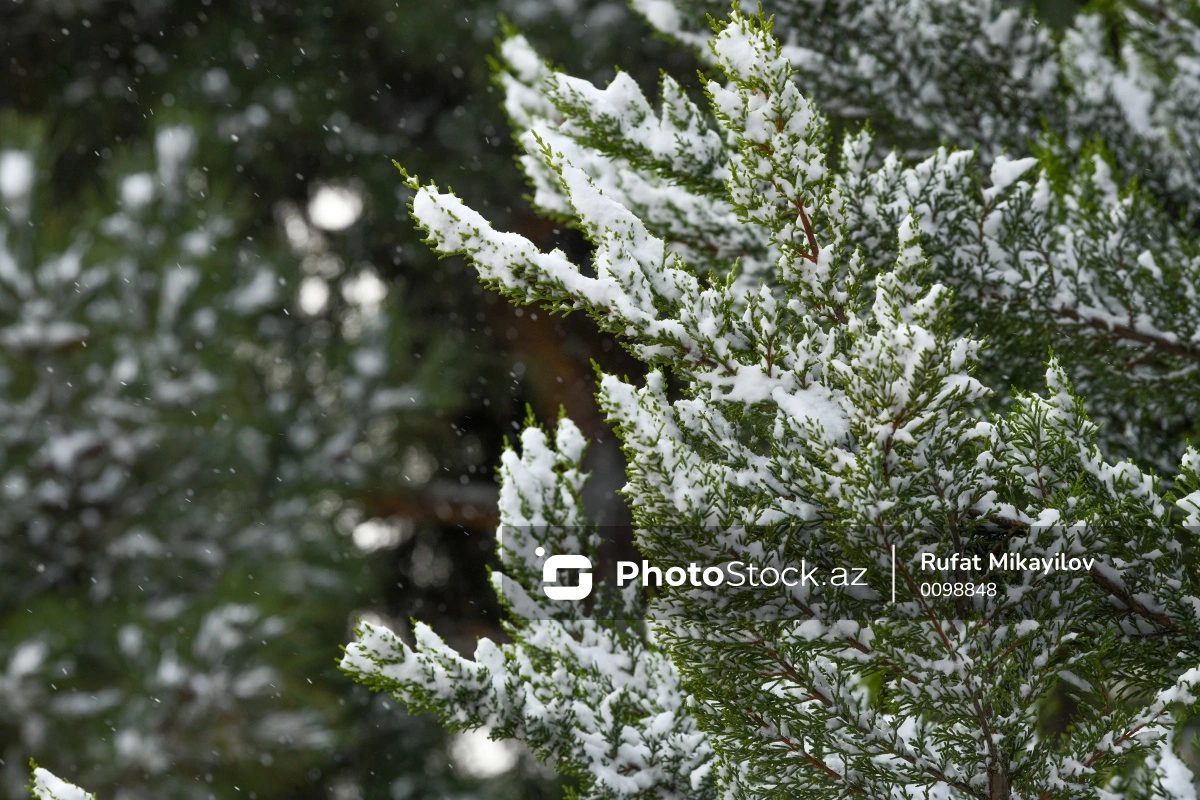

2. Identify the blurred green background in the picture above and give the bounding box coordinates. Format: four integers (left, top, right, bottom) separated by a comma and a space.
0, 0, 699, 797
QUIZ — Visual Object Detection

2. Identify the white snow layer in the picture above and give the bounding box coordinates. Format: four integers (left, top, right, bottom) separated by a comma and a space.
30, 768, 95, 800
983, 155, 1038, 202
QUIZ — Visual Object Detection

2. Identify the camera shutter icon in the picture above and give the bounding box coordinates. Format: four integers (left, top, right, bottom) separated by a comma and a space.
541, 554, 593, 601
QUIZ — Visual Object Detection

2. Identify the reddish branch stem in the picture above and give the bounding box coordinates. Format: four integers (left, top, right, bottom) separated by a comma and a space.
795, 199, 820, 263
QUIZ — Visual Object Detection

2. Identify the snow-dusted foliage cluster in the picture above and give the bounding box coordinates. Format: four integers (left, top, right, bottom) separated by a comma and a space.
28, 766, 95, 800
633, 0, 1059, 158
626, 0, 1200, 471
0, 121, 418, 797
347, 418, 712, 799
344, 5, 1200, 800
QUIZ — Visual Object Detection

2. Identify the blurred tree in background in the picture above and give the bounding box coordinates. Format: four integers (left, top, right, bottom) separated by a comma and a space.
0, 1, 697, 797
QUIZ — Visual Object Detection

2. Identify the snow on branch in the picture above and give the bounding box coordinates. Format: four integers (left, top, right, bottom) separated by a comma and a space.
361, 5, 1200, 800
29, 766, 94, 800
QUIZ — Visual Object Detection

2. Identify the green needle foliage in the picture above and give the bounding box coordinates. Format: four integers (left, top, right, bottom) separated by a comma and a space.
340, 4, 1200, 800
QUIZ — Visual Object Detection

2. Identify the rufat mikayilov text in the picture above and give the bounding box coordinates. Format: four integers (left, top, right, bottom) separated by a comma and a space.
920, 552, 1096, 575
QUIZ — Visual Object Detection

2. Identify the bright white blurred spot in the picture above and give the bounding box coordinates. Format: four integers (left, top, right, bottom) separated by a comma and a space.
299, 276, 330, 315
450, 728, 519, 778
155, 126, 196, 190
303, 252, 344, 279
114, 728, 169, 773
155, 127, 195, 171
351, 518, 411, 552
202, 67, 230, 96
118, 624, 144, 658
285, 214, 313, 248
342, 268, 388, 315
401, 446, 436, 485
0, 151, 34, 199
352, 348, 386, 377
0, 150, 35, 220
245, 103, 270, 128
277, 201, 321, 252
194, 603, 258, 658
230, 268, 279, 314
330, 777, 362, 800
120, 173, 155, 210
308, 183, 364, 231
409, 542, 451, 588
180, 230, 213, 258
10, 640, 48, 677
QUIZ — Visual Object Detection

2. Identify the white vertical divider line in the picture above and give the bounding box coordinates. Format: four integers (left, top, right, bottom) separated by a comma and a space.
891, 545, 896, 605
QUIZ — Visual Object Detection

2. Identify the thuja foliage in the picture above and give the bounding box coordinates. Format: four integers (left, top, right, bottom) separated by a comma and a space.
627, 0, 1200, 472
337, 4, 1200, 800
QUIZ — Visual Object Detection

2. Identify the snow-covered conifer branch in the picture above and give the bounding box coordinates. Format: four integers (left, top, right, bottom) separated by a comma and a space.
627, 0, 1200, 470
632, 0, 1059, 159
356, 5, 1200, 800
28, 766, 94, 800
343, 418, 714, 800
